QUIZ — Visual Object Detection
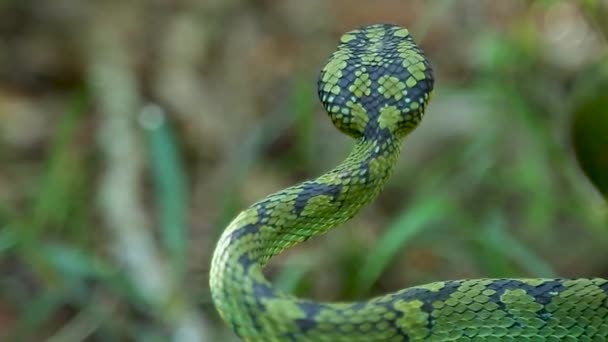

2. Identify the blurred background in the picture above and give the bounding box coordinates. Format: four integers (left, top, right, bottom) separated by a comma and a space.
1, 0, 607, 341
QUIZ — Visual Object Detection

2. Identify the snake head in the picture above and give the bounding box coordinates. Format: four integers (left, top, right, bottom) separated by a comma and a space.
318, 23, 434, 139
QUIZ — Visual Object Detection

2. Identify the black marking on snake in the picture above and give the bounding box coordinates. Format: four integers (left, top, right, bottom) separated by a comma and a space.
237, 254, 256, 270
224, 202, 276, 248
225, 201, 275, 245
486, 279, 567, 327
345, 25, 402, 52
600, 279, 608, 295
294, 302, 323, 333
486, 279, 519, 309
227, 223, 259, 244
239, 281, 274, 334
527, 279, 566, 305
416, 281, 463, 332
389, 307, 412, 342
408, 78, 433, 107
237, 280, 278, 336
520, 280, 566, 324
487, 279, 565, 305
292, 182, 343, 216
251, 280, 279, 321
355, 298, 412, 340
253, 280, 275, 300
255, 204, 270, 222
366, 281, 462, 339
359, 164, 372, 184
336, 68, 356, 93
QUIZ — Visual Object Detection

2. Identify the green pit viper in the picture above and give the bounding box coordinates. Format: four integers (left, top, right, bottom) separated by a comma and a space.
210, 23, 608, 341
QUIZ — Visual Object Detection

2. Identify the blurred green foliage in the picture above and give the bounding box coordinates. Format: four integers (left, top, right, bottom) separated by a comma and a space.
571, 60, 608, 198
0, 1, 607, 341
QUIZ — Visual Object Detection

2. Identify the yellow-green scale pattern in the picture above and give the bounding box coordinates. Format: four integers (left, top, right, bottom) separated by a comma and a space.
209, 23, 608, 341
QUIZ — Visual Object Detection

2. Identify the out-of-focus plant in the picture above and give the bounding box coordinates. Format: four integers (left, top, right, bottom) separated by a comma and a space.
571, 59, 608, 199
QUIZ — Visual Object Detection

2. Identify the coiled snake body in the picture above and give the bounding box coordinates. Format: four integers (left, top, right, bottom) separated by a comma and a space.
210, 24, 608, 341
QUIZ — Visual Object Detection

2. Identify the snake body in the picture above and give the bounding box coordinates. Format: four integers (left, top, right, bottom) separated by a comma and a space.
210, 24, 608, 341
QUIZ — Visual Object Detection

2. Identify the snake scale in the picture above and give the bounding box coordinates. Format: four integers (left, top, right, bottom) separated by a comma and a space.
210, 24, 608, 341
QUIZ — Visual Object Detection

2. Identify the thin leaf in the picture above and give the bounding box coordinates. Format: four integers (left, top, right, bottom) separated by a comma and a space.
353, 195, 450, 295
143, 105, 188, 276
476, 210, 556, 278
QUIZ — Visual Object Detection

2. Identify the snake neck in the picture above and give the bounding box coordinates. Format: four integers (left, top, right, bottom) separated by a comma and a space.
210, 135, 402, 338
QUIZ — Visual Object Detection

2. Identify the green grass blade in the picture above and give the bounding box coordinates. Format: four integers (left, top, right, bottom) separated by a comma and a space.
273, 255, 316, 294
215, 107, 294, 233
353, 195, 450, 295
292, 73, 315, 166
0, 227, 17, 254
476, 210, 556, 278
29, 91, 89, 241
